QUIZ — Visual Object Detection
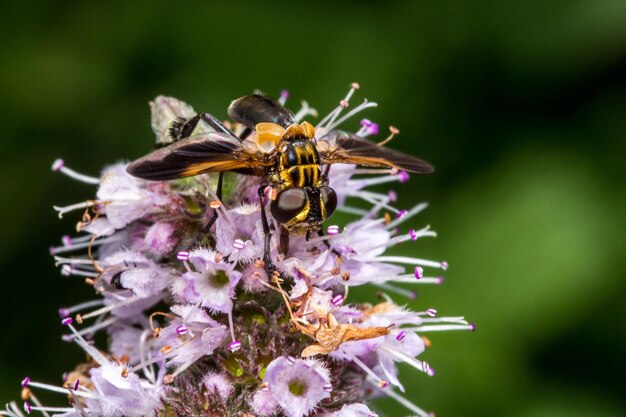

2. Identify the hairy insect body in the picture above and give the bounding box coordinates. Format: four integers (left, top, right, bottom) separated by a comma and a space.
277, 138, 322, 190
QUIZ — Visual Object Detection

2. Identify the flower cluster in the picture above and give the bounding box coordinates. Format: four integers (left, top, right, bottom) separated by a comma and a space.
3, 85, 472, 417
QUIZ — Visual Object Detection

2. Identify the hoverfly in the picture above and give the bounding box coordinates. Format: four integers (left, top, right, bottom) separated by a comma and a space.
127, 94, 433, 269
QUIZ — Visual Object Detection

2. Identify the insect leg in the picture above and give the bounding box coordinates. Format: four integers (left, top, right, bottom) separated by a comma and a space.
317, 228, 341, 257
279, 226, 290, 255
201, 171, 224, 233
170, 112, 233, 140
257, 186, 276, 274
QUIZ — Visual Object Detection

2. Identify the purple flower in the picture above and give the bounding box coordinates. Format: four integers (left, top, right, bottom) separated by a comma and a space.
143, 222, 177, 257
89, 363, 161, 416
158, 304, 228, 377
201, 372, 234, 401
323, 403, 378, 417
263, 356, 331, 417
214, 204, 265, 262
96, 163, 174, 229
172, 248, 242, 313
26, 86, 473, 417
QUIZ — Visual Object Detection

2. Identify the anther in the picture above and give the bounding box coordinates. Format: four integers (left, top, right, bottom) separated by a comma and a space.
378, 380, 390, 388
176, 251, 190, 261
228, 340, 242, 352
260, 382, 270, 392
396, 209, 408, 219
75, 314, 83, 324
414, 266, 424, 279
21, 377, 30, 388
351, 82, 360, 89
323, 383, 333, 392
340, 99, 349, 108
426, 308, 437, 317
61, 317, 73, 326
396, 330, 407, 341
398, 171, 410, 183
21, 388, 31, 401
164, 374, 174, 384
23, 401, 31, 414
233, 239, 245, 250
440, 261, 448, 271
52, 159, 64, 172
121, 368, 128, 378
175, 325, 188, 336
327, 225, 340, 235
331, 294, 344, 306
209, 200, 221, 208
160, 345, 173, 354
341, 271, 350, 281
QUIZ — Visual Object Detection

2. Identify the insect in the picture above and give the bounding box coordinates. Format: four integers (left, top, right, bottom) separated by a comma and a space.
126, 94, 433, 270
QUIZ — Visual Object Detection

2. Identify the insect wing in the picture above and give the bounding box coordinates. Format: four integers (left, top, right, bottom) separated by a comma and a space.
228, 94, 296, 129
318, 130, 434, 173
127, 132, 258, 181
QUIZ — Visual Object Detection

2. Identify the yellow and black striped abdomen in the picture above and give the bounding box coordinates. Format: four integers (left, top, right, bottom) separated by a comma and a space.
279, 139, 322, 188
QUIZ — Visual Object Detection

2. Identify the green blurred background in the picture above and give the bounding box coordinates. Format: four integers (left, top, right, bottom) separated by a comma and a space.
1, 1, 624, 416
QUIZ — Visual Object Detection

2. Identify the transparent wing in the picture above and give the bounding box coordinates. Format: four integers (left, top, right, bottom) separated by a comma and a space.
318, 130, 434, 173
127, 132, 269, 181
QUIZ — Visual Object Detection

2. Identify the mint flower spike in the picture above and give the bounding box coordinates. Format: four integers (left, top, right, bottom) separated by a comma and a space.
11, 85, 473, 416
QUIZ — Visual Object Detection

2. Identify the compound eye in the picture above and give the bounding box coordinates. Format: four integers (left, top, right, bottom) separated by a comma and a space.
320, 186, 338, 219
271, 188, 307, 224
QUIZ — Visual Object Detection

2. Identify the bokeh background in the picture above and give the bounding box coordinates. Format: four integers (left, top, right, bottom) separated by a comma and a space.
1, 1, 624, 416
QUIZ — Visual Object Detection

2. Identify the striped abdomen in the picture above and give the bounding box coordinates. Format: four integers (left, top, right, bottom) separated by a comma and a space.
278, 139, 322, 188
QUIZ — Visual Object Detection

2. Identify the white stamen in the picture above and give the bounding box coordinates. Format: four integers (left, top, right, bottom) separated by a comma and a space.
353, 191, 399, 214
53, 256, 95, 266
373, 282, 416, 300
370, 380, 431, 417
385, 203, 429, 230
64, 323, 108, 366
388, 275, 444, 284
62, 316, 118, 341
50, 235, 123, 255
336, 205, 369, 216
380, 346, 435, 376
387, 226, 436, 246
28, 406, 78, 413
53, 201, 99, 219
25, 381, 96, 400
294, 101, 318, 122
317, 84, 360, 129
52, 159, 100, 184
78, 296, 141, 321
373, 256, 444, 269
326, 100, 378, 131
406, 324, 474, 332
341, 349, 388, 387
60, 267, 99, 278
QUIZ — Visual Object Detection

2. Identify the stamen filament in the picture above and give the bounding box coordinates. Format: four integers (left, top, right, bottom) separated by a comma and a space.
386, 203, 428, 230
373, 256, 444, 269
326, 101, 378, 131
52, 159, 100, 185
53, 201, 99, 219
405, 324, 474, 332
373, 282, 416, 300
370, 380, 431, 417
